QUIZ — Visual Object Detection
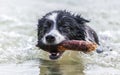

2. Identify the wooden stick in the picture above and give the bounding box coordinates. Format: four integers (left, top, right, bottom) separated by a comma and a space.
57, 40, 98, 53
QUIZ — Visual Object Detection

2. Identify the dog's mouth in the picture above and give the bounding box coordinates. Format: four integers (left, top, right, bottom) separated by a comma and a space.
36, 41, 64, 60
49, 52, 63, 60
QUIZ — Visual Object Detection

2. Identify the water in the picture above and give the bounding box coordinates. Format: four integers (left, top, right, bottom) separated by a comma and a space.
0, 0, 120, 75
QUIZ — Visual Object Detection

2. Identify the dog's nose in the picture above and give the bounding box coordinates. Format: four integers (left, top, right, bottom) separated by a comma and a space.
46, 35, 55, 43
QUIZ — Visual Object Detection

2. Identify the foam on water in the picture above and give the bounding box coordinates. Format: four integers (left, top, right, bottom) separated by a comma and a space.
0, 60, 40, 75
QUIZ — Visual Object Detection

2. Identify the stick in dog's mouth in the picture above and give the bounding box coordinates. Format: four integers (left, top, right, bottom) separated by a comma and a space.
57, 40, 98, 53
36, 40, 98, 60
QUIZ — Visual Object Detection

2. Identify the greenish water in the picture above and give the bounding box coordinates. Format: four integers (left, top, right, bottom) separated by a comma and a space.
0, 0, 120, 75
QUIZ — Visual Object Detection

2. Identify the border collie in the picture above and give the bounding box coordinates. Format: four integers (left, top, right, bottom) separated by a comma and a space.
36, 10, 99, 60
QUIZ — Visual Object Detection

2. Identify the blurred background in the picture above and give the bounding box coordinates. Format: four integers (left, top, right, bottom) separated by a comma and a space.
0, 0, 120, 75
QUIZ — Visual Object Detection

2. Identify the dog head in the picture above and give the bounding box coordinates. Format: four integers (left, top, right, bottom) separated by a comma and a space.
36, 10, 89, 60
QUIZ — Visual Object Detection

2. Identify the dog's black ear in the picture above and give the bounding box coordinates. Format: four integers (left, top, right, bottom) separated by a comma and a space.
74, 15, 90, 24
38, 19, 43, 25
37, 18, 45, 28
37, 19, 44, 39
38, 19, 41, 24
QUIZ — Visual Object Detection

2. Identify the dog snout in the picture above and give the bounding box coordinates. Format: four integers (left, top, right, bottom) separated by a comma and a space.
45, 35, 55, 43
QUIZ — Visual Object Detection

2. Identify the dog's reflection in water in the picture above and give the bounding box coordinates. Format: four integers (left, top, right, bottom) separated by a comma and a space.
39, 52, 84, 75
39, 59, 62, 75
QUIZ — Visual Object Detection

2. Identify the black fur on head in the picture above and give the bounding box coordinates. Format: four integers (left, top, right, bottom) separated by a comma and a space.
37, 10, 89, 42
56, 10, 89, 40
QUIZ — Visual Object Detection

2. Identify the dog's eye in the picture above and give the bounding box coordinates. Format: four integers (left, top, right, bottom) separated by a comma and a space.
63, 25, 69, 29
61, 21, 69, 26
46, 20, 52, 26
62, 26, 71, 32
44, 20, 53, 28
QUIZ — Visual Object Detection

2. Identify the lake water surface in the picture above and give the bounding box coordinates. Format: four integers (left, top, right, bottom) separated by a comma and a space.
0, 0, 120, 75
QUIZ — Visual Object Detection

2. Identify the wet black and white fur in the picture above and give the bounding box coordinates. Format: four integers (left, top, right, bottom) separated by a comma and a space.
37, 10, 99, 60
